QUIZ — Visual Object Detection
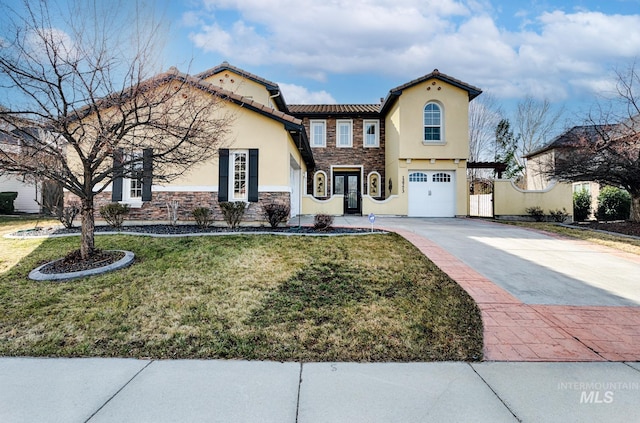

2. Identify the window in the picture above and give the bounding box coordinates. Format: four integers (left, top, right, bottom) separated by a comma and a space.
423, 103, 442, 143
231, 151, 248, 201
363, 120, 379, 147
334, 175, 345, 195
112, 148, 152, 204
432, 172, 451, 183
409, 172, 428, 182
310, 120, 326, 147
218, 149, 259, 203
128, 153, 143, 199
337, 120, 352, 147
573, 182, 590, 193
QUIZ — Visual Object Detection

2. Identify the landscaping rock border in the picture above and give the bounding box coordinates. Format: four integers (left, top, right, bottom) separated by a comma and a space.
28, 250, 135, 281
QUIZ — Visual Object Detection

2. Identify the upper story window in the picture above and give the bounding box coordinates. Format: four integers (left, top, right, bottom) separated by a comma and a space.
363, 120, 379, 147
337, 120, 352, 148
423, 103, 442, 143
310, 120, 326, 147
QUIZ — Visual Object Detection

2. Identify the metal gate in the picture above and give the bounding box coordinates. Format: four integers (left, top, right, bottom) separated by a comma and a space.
469, 178, 493, 217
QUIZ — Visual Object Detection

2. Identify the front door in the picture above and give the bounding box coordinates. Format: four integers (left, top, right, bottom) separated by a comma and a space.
334, 172, 361, 214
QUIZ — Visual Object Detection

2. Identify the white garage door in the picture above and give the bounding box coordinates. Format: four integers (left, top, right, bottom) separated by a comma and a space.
408, 171, 456, 217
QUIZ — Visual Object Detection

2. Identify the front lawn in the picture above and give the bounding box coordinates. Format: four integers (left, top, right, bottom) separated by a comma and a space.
0, 218, 483, 361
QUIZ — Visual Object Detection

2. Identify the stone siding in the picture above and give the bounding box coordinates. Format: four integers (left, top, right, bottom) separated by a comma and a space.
299, 116, 386, 199
65, 191, 291, 225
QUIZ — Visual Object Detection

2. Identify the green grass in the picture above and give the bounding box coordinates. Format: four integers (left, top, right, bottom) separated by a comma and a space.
503, 221, 640, 256
0, 218, 483, 361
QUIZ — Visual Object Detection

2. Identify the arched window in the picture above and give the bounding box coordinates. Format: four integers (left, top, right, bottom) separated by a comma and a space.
423, 103, 442, 143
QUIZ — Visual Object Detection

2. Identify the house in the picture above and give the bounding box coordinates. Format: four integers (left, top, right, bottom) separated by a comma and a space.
0, 128, 48, 213
84, 62, 482, 221
524, 125, 604, 217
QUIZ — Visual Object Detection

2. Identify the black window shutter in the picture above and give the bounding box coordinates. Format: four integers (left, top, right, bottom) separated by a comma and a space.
142, 148, 153, 201
218, 149, 229, 202
112, 148, 124, 201
248, 149, 259, 202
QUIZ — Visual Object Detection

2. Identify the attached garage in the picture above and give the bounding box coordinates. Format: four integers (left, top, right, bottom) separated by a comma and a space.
408, 171, 456, 217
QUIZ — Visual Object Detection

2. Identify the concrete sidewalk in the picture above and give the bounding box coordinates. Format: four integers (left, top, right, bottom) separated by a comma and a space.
1, 357, 639, 422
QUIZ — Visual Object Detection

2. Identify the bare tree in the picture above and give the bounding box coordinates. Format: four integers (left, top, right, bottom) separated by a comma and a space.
551, 61, 640, 222
469, 93, 503, 162
0, 0, 231, 259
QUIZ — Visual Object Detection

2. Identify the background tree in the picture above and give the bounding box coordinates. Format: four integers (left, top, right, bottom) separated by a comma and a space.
515, 96, 565, 159
550, 61, 640, 222
0, 0, 231, 259
469, 93, 504, 163
494, 119, 523, 180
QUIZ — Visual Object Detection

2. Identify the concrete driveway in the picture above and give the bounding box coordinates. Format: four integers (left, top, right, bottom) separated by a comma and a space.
322, 216, 640, 361
372, 217, 640, 307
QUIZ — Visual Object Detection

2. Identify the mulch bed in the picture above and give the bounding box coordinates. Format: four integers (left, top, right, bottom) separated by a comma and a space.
39, 249, 126, 274
14, 224, 381, 237
572, 221, 640, 237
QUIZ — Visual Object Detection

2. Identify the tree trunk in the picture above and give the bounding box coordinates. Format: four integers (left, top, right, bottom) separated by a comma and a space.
631, 192, 640, 223
80, 197, 96, 260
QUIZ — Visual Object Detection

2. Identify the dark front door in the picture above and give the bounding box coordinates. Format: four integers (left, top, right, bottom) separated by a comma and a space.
334, 172, 361, 214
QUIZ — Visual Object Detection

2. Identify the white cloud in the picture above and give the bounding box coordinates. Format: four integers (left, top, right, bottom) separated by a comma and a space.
278, 83, 336, 104
186, 0, 640, 103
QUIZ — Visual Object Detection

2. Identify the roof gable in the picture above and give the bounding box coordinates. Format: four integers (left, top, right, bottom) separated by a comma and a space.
380, 69, 482, 115
196, 62, 289, 112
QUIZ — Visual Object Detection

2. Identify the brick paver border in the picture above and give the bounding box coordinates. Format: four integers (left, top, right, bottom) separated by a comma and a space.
391, 228, 640, 362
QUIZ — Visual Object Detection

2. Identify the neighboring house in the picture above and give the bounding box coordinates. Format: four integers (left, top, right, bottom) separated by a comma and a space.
84, 62, 482, 220
0, 130, 43, 213
524, 125, 602, 215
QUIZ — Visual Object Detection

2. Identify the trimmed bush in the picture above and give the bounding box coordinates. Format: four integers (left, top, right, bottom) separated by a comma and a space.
262, 202, 290, 228
192, 207, 213, 229
549, 208, 569, 223
58, 202, 80, 228
525, 206, 545, 222
0, 192, 18, 214
313, 214, 334, 231
597, 186, 631, 221
219, 201, 246, 229
573, 189, 591, 222
99, 202, 130, 229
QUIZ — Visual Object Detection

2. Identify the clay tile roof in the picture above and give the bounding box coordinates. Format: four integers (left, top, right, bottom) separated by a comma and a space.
288, 104, 380, 115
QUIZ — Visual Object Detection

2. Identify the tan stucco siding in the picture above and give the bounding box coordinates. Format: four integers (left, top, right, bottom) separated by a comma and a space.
384, 101, 401, 196
202, 70, 279, 109
169, 103, 294, 190
494, 179, 573, 219
525, 151, 555, 190
395, 79, 470, 160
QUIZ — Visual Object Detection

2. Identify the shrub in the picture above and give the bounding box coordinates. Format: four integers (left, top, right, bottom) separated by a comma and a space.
313, 214, 334, 231
262, 202, 290, 228
192, 207, 213, 229
0, 192, 18, 214
99, 202, 130, 229
597, 186, 631, 221
573, 189, 591, 222
166, 200, 180, 226
57, 202, 81, 228
549, 208, 569, 223
525, 206, 545, 222
219, 201, 246, 229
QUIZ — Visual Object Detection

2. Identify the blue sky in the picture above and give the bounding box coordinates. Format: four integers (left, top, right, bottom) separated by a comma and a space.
6, 0, 640, 122
160, 1, 640, 111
